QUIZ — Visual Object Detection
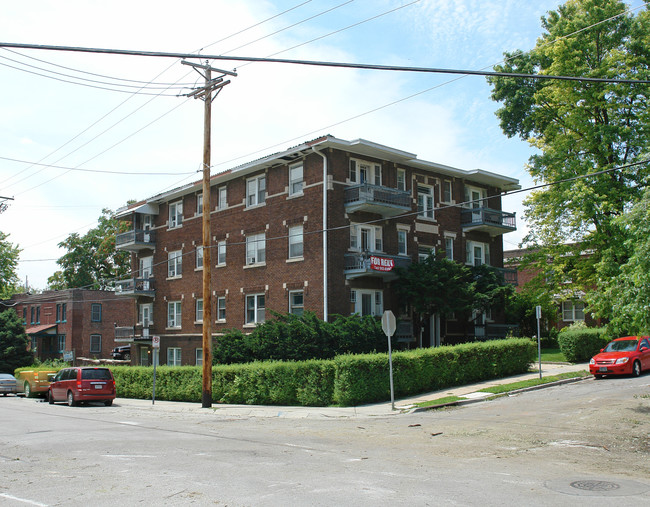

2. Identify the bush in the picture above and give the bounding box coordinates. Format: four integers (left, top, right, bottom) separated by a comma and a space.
558, 324, 609, 362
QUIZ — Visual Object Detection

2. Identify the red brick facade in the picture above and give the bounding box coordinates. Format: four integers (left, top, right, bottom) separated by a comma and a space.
9, 289, 134, 362
115, 136, 520, 365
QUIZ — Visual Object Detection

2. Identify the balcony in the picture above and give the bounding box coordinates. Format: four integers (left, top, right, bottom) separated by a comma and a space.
115, 229, 156, 252
344, 184, 411, 217
461, 208, 516, 236
344, 252, 411, 280
114, 325, 152, 342
496, 267, 518, 285
114, 278, 155, 298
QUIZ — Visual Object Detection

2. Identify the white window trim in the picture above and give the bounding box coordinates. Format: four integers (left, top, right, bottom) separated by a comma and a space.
169, 201, 183, 229
167, 301, 182, 329
245, 294, 265, 326
195, 246, 204, 270
349, 158, 381, 185
216, 297, 226, 322
245, 233, 266, 266
289, 163, 304, 197
351, 289, 383, 316
466, 240, 490, 266
195, 348, 203, 366
562, 301, 585, 322
195, 298, 203, 323
168, 250, 183, 279
442, 180, 453, 203
288, 225, 304, 260
196, 193, 203, 215
167, 347, 182, 367
417, 184, 435, 220
349, 223, 383, 253
444, 236, 454, 261
218, 186, 227, 210
246, 174, 266, 208
464, 185, 487, 209
397, 168, 406, 191
397, 228, 408, 256
217, 240, 226, 266
289, 290, 304, 315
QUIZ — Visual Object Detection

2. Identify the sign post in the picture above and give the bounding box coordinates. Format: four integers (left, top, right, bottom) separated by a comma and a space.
381, 310, 397, 411
535, 306, 542, 379
152, 335, 160, 405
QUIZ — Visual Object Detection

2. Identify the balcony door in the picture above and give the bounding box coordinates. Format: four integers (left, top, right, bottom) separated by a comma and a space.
139, 257, 153, 290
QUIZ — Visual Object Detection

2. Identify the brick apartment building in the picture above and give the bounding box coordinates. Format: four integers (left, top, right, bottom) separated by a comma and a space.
114, 136, 520, 366
8, 289, 134, 362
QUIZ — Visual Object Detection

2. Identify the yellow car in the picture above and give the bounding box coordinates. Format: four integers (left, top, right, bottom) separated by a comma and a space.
15, 370, 57, 398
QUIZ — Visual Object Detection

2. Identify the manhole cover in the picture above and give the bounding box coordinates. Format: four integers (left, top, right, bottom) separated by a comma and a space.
546, 478, 649, 497
571, 480, 620, 492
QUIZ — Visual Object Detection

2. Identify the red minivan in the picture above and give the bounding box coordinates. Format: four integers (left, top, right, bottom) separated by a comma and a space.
48, 367, 116, 406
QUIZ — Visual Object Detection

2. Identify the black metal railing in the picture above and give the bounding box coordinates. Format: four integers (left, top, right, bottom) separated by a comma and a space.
114, 277, 155, 295
461, 208, 516, 230
344, 184, 411, 209
115, 229, 156, 248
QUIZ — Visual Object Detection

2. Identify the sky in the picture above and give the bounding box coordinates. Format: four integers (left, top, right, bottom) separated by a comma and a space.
1, 0, 646, 290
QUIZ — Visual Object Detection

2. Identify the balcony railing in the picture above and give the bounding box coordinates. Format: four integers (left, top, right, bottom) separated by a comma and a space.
461, 208, 516, 236
344, 184, 411, 217
114, 325, 152, 342
115, 229, 156, 252
114, 277, 155, 298
344, 252, 411, 280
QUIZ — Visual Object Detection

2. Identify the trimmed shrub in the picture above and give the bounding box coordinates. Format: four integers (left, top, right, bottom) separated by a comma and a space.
558, 325, 609, 362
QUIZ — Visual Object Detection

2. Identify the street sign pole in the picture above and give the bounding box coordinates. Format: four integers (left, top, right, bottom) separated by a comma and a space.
381, 311, 397, 411
152, 336, 160, 405
535, 306, 542, 379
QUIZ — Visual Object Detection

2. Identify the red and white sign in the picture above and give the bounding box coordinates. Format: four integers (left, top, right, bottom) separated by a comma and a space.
370, 256, 395, 272
152, 335, 160, 349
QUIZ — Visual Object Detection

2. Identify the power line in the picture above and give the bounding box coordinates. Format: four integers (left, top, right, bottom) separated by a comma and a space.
1, 42, 647, 84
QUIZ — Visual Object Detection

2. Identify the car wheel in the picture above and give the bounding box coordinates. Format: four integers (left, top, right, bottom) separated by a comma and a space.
632, 360, 641, 377
104, 400, 113, 407
67, 391, 77, 407
24, 382, 31, 398
48, 391, 54, 404
124, 354, 131, 361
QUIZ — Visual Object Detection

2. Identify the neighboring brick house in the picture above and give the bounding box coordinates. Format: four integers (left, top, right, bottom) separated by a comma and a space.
114, 136, 520, 366
504, 247, 601, 331
8, 290, 134, 362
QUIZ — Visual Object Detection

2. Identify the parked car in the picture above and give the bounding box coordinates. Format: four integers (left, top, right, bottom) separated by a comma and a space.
589, 336, 650, 378
48, 367, 116, 406
15, 369, 57, 398
0, 373, 17, 396
111, 345, 131, 360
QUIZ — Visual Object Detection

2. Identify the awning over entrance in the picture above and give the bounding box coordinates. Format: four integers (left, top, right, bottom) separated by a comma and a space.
26, 324, 57, 335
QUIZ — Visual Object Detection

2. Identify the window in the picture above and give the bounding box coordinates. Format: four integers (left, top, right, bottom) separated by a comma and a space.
91, 303, 102, 322
445, 237, 454, 261
246, 233, 266, 265
30, 307, 34, 324
196, 193, 203, 215
56, 304, 61, 323
442, 181, 452, 203
139, 256, 153, 279
139, 303, 153, 327
195, 299, 203, 322
417, 185, 434, 219
350, 290, 357, 303
397, 168, 406, 191
351, 289, 383, 316
418, 246, 434, 262
246, 175, 266, 207
218, 186, 227, 210
168, 250, 183, 278
217, 241, 226, 266
289, 163, 303, 196
196, 348, 203, 366
57, 335, 66, 353
61, 303, 67, 322
217, 297, 226, 321
22, 307, 27, 323
288, 225, 303, 259
167, 301, 182, 328
349, 159, 381, 185
246, 294, 265, 325
90, 334, 101, 354
397, 229, 408, 256
196, 246, 204, 269
169, 201, 183, 228
464, 185, 486, 209
466, 241, 490, 266
167, 347, 181, 366
562, 301, 585, 321
289, 291, 304, 316
350, 224, 382, 252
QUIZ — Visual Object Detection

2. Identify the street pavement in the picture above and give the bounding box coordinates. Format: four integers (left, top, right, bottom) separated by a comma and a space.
115, 362, 590, 419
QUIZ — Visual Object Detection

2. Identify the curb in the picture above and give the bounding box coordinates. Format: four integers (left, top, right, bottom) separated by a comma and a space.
409, 375, 591, 413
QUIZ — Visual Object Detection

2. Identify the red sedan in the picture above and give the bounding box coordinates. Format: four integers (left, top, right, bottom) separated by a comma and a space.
589, 336, 650, 378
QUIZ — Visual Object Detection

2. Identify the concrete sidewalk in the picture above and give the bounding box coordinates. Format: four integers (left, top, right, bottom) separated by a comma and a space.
115, 362, 590, 419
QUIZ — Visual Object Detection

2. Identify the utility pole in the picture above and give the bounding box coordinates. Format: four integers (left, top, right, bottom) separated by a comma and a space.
182, 60, 236, 408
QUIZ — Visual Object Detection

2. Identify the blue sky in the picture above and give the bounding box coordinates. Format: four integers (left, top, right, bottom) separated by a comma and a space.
1, 0, 646, 288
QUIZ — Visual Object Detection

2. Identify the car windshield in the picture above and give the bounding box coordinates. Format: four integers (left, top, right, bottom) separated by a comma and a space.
604, 340, 638, 352
81, 369, 112, 380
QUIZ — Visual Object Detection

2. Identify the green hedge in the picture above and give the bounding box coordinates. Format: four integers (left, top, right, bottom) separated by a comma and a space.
111, 338, 535, 407
558, 326, 609, 362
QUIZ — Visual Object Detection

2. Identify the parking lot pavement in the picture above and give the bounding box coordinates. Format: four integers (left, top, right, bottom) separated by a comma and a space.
114, 362, 590, 419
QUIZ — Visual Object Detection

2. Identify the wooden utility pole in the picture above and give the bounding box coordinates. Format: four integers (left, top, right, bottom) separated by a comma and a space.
181, 60, 236, 408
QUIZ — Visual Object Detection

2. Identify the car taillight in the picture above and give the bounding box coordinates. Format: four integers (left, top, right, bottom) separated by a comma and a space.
77, 381, 82, 389
34, 372, 38, 378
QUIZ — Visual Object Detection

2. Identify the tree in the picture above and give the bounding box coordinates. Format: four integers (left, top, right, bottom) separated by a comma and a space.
487, 0, 650, 297
48, 208, 130, 290
0, 231, 21, 298
0, 309, 33, 372
588, 187, 650, 336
